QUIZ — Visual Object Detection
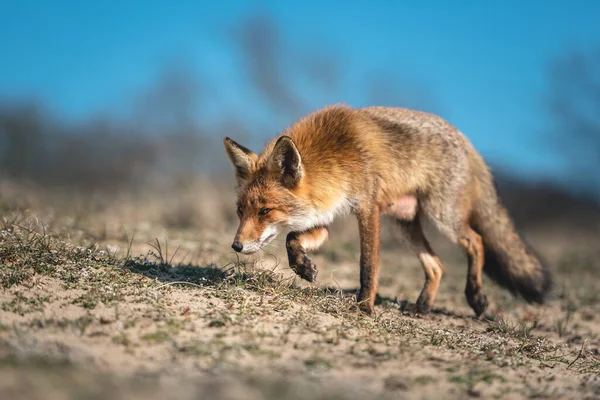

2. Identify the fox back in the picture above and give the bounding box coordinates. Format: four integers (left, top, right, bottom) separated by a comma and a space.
223, 105, 551, 316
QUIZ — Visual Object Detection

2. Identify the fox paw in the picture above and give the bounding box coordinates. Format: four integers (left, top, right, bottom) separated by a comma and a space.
416, 293, 431, 315
357, 301, 374, 316
466, 288, 488, 317
356, 291, 374, 315
290, 253, 318, 283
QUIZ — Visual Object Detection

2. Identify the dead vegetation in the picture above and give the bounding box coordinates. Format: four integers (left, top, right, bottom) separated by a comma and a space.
2, 14, 600, 399
1, 181, 599, 400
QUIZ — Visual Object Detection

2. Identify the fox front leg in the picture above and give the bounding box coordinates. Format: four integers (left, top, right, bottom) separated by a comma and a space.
285, 227, 329, 282
356, 204, 381, 315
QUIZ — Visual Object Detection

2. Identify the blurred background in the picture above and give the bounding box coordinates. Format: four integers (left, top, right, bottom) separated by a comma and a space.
1, 0, 599, 234
3, 4, 600, 397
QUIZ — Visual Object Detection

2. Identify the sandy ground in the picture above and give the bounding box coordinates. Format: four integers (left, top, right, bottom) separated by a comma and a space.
1, 186, 600, 399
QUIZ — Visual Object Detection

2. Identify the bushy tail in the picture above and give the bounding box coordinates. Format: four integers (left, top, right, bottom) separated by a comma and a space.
471, 189, 552, 303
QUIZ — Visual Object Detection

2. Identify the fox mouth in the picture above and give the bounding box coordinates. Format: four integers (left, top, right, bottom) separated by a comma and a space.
262, 232, 276, 244
240, 233, 277, 255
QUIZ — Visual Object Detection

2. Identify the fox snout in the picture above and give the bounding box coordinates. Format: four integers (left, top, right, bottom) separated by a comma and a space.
231, 222, 279, 255
229, 237, 264, 254
231, 241, 243, 253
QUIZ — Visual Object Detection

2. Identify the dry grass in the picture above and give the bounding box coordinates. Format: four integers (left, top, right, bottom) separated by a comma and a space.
1, 180, 600, 400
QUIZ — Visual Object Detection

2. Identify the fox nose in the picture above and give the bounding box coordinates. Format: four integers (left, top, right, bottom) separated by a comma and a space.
231, 241, 243, 253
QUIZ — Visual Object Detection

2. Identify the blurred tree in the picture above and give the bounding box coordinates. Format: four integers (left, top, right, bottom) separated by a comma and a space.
545, 47, 600, 192
0, 15, 439, 193
0, 104, 44, 179
235, 15, 304, 117
133, 65, 201, 135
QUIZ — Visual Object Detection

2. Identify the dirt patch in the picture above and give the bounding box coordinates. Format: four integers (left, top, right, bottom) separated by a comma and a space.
1, 197, 599, 399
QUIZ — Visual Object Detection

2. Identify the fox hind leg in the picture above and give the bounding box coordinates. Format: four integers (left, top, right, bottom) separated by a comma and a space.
286, 226, 329, 282
397, 217, 444, 314
459, 226, 488, 317
421, 192, 489, 317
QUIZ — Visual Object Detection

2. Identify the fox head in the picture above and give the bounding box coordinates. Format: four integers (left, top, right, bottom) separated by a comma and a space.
223, 136, 308, 254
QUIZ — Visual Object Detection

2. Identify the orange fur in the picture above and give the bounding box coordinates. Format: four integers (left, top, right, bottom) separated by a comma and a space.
299, 227, 329, 251
224, 105, 551, 316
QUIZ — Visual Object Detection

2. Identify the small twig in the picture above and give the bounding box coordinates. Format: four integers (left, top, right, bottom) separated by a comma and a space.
330, 269, 343, 296
567, 338, 587, 370
168, 244, 181, 265
122, 226, 136, 261
153, 281, 205, 290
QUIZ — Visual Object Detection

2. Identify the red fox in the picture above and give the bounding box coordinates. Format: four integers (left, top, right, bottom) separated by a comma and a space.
223, 105, 552, 316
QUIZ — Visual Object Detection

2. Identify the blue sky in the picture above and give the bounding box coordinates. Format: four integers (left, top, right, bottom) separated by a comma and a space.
1, 0, 599, 181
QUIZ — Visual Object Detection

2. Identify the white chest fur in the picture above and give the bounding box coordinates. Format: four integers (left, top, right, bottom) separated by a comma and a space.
286, 198, 354, 232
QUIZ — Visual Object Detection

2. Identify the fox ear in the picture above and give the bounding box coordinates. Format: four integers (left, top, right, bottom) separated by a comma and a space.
223, 137, 257, 185
269, 136, 303, 188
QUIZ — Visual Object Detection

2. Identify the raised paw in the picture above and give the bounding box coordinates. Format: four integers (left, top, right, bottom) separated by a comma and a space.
290, 253, 318, 283
466, 288, 488, 317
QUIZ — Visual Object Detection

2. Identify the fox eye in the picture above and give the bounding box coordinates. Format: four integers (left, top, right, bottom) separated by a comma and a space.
258, 208, 272, 216
236, 205, 243, 215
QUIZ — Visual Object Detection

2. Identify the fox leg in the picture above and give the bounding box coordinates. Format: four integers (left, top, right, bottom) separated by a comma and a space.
423, 205, 489, 316
397, 217, 444, 314
459, 226, 488, 317
356, 204, 381, 315
286, 226, 329, 283
423, 199, 489, 316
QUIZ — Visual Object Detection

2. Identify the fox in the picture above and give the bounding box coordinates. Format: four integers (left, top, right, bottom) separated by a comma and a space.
223, 105, 552, 316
